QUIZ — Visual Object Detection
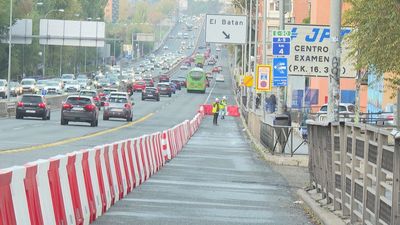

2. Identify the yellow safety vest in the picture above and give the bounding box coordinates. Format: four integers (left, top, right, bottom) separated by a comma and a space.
212, 102, 219, 113
219, 100, 227, 109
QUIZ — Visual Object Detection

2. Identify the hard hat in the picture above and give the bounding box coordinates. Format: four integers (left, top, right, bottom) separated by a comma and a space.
215, 98, 219, 102
222, 96, 226, 100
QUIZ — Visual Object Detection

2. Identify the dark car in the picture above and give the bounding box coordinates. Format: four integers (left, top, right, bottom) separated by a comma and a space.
61, 95, 99, 127
142, 87, 160, 101
103, 96, 133, 121
170, 79, 182, 90
157, 83, 172, 97
16, 94, 51, 120
79, 90, 101, 109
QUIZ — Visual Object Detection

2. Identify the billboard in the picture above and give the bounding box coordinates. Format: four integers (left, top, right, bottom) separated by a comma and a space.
286, 24, 356, 78
39, 19, 105, 47
136, 33, 155, 42
205, 14, 247, 44
1, 19, 32, 44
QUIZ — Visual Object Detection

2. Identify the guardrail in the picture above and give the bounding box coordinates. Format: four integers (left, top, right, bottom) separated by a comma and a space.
307, 121, 400, 225
0, 94, 68, 118
0, 106, 205, 225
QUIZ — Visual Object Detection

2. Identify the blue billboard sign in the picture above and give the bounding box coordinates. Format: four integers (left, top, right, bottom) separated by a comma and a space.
273, 58, 288, 87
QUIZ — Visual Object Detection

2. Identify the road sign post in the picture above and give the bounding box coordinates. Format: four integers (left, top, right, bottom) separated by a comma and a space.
273, 58, 288, 87
205, 14, 247, 44
255, 65, 272, 92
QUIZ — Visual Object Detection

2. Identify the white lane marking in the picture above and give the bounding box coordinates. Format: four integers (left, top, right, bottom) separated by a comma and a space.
13, 127, 25, 130
204, 81, 217, 104
147, 179, 278, 190
123, 198, 263, 208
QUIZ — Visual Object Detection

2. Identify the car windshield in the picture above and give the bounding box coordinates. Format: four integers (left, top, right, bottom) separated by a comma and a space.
80, 91, 96, 97
67, 80, 79, 85
9, 82, 18, 87
21, 80, 35, 85
103, 89, 116, 95
47, 81, 59, 86
136, 81, 145, 85
62, 74, 74, 79
37, 80, 47, 85
320, 105, 352, 112
99, 79, 109, 83
77, 75, 87, 79
21, 96, 42, 103
158, 84, 169, 88
108, 97, 128, 103
189, 71, 204, 80
0, 80, 5, 86
67, 97, 91, 105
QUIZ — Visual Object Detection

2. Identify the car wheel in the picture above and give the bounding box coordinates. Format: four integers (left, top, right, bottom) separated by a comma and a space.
157, 97, 160, 101
103, 115, 109, 120
169, 94, 172, 97
90, 120, 96, 127
61, 119, 68, 125
142, 97, 145, 101
16, 113, 21, 119
95, 119, 99, 127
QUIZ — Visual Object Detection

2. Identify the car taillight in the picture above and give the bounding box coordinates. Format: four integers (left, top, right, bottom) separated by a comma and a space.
38, 102, 46, 109
62, 103, 73, 110
84, 104, 96, 111
124, 104, 131, 109
387, 115, 394, 120
93, 96, 99, 101
103, 102, 109, 107
17, 102, 24, 107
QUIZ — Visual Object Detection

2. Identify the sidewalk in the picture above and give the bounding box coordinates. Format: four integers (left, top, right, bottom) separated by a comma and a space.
93, 116, 312, 225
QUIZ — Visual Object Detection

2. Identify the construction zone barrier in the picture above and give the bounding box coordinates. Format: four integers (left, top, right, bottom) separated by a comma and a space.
0, 106, 205, 225
227, 105, 240, 117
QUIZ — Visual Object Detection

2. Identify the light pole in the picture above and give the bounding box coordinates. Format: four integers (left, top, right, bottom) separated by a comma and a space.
43, 8, 64, 78
7, 0, 13, 101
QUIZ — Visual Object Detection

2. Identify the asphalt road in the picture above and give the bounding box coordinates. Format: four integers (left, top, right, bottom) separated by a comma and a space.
0, 21, 216, 169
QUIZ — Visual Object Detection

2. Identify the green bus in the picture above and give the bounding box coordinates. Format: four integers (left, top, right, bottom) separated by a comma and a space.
194, 53, 205, 68
186, 67, 207, 93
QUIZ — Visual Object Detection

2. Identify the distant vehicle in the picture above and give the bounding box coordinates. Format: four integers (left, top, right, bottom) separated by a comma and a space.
186, 67, 206, 93
103, 96, 133, 122
169, 82, 177, 94
77, 78, 89, 89
16, 94, 51, 120
216, 46, 221, 52
317, 103, 355, 122
109, 91, 130, 100
64, 80, 81, 92
157, 83, 173, 97
170, 79, 182, 90
215, 73, 225, 82
0, 79, 7, 99
180, 64, 189, 70
378, 104, 396, 126
159, 74, 170, 83
207, 57, 217, 65
142, 87, 160, 101
212, 66, 221, 73
9, 81, 22, 97
61, 74, 75, 84
79, 90, 101, 109
76, 74, 88, 80
36, 80, 48, 91
194, 53, 205, 68
183, 33, 189, 39
97, 78, 111, 88
175, 77, 187, 88
21, 78, 38, 94
132, 81, 146, 92
161, 63, 170, 70
143, 78, 155, 87
44, 80, 63, 95
163, 45, 169, 50
61, 95, 99, 127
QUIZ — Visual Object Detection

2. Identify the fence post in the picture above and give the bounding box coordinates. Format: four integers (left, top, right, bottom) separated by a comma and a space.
374, 132, 383, 225
392, 134, 400, 224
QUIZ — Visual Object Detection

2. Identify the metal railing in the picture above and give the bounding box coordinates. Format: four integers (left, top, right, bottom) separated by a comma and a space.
307, 121, 400, 225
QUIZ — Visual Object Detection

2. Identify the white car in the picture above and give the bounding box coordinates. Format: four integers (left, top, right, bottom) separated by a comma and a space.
180, 64, 189, 70
109, 91, 130, 99
317, 103, 355, 122
21, 78, 38, 94
64, 80, 81, 92
61, 74, 75, 85
215, 73, 225, 82
44, 80, 63, 94
0, 79, 7, 99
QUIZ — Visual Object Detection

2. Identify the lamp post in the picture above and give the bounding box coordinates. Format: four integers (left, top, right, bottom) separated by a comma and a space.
43, 8, 64, 78
7, 0, 13, 101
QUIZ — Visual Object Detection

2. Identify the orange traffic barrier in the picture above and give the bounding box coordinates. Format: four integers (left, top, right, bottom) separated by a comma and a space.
202, 104, 213, 115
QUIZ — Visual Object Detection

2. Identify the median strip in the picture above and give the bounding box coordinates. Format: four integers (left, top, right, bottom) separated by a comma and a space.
0, 113, 154, 154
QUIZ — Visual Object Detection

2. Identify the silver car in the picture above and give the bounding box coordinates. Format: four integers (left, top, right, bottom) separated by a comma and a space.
61, 95, 99, 126
103, 96, 133, 121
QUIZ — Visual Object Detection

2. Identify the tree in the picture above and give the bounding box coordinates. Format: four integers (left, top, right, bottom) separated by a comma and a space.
344, 0, 400, 78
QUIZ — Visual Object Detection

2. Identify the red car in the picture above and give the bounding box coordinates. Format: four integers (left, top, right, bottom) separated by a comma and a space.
132, 80, 146, 92
212, 66, 220, 73
143, 78, 155, 87
159, 74, 170, 83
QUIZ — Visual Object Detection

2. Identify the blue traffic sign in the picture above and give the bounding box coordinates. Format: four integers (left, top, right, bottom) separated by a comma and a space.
272, 37, 290, 56
273, 58, 288, 87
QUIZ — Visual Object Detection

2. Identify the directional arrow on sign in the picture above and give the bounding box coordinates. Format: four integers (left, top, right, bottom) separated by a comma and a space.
222, 31, 230, 39
274, 63, 287, 74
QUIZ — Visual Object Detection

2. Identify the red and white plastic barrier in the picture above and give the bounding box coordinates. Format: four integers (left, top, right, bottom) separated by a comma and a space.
0, 106, 205, 225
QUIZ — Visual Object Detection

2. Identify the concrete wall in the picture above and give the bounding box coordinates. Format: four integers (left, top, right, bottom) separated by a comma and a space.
247, 111, 261, 142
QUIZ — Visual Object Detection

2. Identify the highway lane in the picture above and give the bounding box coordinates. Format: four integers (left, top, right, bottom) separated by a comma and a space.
0, 47, 223, 170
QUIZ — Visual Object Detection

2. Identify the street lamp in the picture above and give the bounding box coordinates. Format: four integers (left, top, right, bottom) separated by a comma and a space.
7, 0, 13, 101
43, 8, 64, 78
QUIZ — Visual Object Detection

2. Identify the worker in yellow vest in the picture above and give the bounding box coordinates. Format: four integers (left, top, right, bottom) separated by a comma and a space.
219, 96, 227, 119
212, 98, 220, 125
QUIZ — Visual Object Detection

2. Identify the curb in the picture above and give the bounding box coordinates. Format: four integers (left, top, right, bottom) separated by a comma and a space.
297, 189, 346, 225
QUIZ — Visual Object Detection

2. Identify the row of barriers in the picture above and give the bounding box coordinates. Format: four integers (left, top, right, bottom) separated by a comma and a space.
0, 107, 205, 225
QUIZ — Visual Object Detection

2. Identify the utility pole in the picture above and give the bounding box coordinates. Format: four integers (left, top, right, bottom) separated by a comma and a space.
252, 0, 259, 111
327, 0, 342, 122
7, 0, 13, 102
262, 0, 268, 120
246, 0, 253, 110
276, 0, 285, 114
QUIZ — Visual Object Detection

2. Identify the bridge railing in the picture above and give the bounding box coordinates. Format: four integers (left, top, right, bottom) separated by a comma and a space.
307, 121, 400, 225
